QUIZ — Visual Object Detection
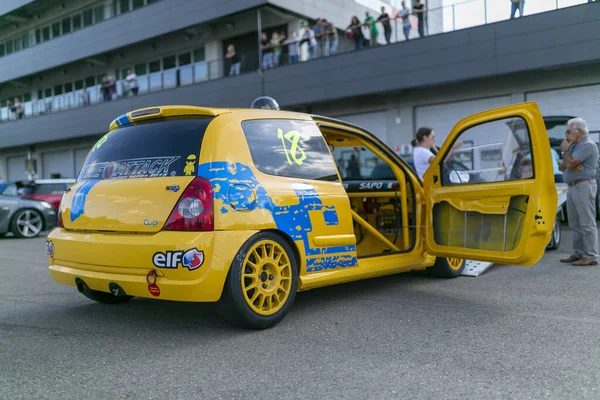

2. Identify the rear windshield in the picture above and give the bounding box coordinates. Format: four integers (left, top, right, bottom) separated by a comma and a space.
78, 117, 212, 181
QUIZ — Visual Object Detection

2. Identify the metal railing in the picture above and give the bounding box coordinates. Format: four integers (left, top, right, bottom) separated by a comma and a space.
0, 0, 592, 124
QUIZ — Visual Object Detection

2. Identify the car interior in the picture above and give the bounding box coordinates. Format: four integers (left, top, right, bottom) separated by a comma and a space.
320, 125, 417, 259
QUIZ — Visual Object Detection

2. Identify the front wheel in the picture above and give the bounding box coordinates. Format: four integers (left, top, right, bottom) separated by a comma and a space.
219, 232, 298, 330
427, 257, 465, 278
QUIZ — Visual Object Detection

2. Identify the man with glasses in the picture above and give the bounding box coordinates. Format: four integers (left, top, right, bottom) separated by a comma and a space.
559, 118, 599, 266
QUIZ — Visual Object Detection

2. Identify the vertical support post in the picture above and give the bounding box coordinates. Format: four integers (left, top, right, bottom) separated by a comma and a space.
452, 5, 455, 31
257, 8, 264, 96
484, 0, 487, 24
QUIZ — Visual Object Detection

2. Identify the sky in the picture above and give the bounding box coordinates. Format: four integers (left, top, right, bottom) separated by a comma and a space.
440, 0, 590, 31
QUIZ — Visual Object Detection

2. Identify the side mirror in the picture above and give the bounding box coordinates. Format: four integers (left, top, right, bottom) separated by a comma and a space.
448, 170, 470, 184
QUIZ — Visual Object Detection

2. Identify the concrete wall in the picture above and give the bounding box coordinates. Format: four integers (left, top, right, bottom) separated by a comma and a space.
0, 2, 599, 148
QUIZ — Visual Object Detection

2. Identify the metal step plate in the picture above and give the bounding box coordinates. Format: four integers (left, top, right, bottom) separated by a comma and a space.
461, 260, 495, 277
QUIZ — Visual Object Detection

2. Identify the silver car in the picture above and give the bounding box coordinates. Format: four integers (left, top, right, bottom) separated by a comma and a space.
0, 183, 57, 238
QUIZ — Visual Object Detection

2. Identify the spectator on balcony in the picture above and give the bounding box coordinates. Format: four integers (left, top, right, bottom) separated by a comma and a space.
283, 31, 300, 64
510, 0, 525, 19
225, 44, 241, 76
347, 16, 364, 50
364, 11, 379, 47
312, 18, 324, 57
271, 32, 285, 67
301, 25, 318, 60
399, 1, 412, 41
377, 6, 393, 45
125, 69, 139, 95
413, 0, 426, 38
13, 98, 24, 119
261, 32, 273, 70
324, 19, 339, 55
101, 76, 111, 101
81, 86, 89, 106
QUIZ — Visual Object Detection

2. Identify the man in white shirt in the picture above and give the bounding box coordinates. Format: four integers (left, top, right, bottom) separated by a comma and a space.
125, 69, 139, 96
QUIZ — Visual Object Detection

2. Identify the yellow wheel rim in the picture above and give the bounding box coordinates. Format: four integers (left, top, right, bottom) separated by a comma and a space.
241, 240, 293, 316
448, 257, 464, 271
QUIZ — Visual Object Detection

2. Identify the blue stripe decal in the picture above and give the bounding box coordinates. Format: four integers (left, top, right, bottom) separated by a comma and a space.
70, 180, 100, 222
117, 114, 130, 127
198, 162, 357, 273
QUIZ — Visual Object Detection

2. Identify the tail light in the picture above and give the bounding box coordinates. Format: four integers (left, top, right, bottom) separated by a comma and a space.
57, 194, 65, 228
164, 177, 213, 231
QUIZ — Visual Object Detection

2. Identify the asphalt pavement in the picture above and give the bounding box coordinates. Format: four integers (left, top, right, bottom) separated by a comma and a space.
1, 226, 600, 400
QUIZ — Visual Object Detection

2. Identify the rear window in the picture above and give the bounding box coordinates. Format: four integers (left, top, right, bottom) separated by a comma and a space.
241, 119, 338, 181
78, 117, 212, 181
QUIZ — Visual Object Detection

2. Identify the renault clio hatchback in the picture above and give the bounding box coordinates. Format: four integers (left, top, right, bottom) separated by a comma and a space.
47, 103, 557, 329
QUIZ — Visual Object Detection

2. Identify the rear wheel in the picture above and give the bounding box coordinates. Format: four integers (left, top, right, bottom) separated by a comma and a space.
11, 209, 43, 238
427, 257, 465, 278
219, 232, 298, 330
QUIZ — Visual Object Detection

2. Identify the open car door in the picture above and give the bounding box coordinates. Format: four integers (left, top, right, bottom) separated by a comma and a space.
423, 102, 557, 266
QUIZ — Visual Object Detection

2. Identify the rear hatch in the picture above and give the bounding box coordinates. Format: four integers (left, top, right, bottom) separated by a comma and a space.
61, 116, 213, 233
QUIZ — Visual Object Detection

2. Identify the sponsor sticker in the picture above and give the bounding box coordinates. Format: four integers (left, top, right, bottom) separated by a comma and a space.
46, 240, 54, 258
148, 284, 161, 297
79, 156, 181, 180
152, 248, 205, 271
184, 154, 197, 176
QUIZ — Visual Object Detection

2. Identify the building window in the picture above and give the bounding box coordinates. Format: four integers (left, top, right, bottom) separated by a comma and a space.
0, 43, 5, 57
22, 33, 30, 48
133, 0, 145, 10
62, 18, 71, 34
74, 80, 84, 90
73, 14, 82, 30
95, 5, 105, 22
83, 9, 93, 27
42, 26, 50, 41
119, 0, 131, 14
52, 22, 61, 38
178, 52, 191, 66
6, 39, 13, 54
134, 63, 147, 76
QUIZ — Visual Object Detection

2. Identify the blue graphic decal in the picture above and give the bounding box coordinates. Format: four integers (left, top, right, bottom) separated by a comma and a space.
197, 162, 357, 272
323, 209, 339, 226
115, 114, 131, 128
228, 184, 257, 211
70, 180, 100, 222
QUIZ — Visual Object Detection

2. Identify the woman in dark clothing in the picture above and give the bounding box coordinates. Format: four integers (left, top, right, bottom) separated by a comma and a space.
347, 16, 364, 50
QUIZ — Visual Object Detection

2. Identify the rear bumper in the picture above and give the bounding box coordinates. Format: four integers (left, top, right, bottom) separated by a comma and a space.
47, 228, 257, 302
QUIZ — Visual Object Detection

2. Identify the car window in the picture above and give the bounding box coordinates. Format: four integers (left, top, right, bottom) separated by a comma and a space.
77, 116, 212, 181
32, 183, 68, 195
330, 145, 393, 181
1, 184, 18, 197
441, 116, 533, 186
242, 119, 339, 181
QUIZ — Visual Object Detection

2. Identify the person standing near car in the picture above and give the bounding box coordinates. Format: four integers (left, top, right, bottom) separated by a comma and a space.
559, 118, 599, 266
411, 126, 461, 180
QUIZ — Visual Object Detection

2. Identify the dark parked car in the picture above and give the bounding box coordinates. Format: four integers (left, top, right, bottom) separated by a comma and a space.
0, 183, 57, 238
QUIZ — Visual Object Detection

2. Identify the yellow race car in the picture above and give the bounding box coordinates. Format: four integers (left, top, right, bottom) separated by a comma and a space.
47, 103, 557, 329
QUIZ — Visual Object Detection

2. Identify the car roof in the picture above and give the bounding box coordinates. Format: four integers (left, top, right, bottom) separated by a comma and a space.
108, 106, 314, 132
